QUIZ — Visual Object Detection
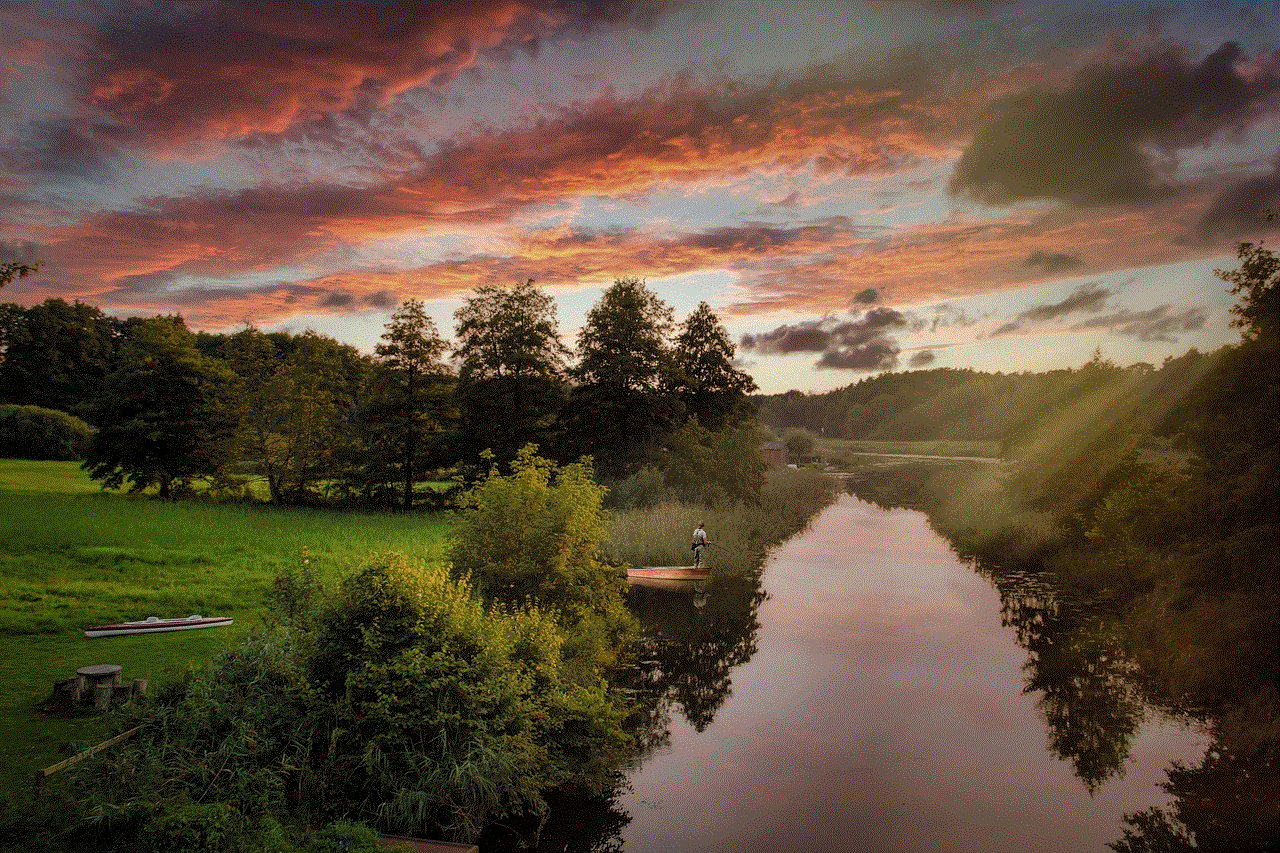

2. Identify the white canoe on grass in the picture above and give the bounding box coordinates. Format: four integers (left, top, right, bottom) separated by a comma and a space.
84, 615, 233, 638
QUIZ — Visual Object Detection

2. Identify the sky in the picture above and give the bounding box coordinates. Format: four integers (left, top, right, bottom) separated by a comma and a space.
1, 1, 1278, 394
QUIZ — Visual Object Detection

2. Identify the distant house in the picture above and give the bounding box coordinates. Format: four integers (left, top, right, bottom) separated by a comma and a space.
761, 440, 786, 465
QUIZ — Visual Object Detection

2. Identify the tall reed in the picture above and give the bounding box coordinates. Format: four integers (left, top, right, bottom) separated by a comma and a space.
604, 467, 837, 576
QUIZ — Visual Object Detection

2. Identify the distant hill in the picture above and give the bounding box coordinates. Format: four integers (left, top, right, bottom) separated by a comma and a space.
751, 353, 1216, 454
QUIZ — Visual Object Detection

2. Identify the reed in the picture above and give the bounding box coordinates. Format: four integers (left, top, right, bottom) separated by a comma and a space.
604, 467, 837, 575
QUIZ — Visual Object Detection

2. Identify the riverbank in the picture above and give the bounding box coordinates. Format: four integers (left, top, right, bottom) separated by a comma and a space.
842, 460, 1279, 851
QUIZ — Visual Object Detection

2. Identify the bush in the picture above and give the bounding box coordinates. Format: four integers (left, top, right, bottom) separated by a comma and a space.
307, 554, 630, 842
451, 445, 636, 673
0, 404, 93, 460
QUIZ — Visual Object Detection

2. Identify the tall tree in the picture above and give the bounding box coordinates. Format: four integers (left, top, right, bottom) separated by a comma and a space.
367, 299, 452, 510
564, 278, 683, 478
0, 298, 120, 418
674, 301, 758, 430
228, 328, 359, 504
83, 317, 236, 498
452, 279, 569, 468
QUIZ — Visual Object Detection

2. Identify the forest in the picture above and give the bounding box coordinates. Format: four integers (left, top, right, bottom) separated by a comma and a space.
0, 277, 761, 509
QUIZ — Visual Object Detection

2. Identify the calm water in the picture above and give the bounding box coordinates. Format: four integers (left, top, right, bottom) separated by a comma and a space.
614, 495, 1207, 853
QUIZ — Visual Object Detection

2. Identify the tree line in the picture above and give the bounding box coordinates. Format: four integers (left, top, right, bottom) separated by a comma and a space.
0, 277, 759, 507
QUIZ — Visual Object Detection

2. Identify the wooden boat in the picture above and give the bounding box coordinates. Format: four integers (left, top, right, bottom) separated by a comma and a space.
626, 566, 710, 581
84, 615, 233, 638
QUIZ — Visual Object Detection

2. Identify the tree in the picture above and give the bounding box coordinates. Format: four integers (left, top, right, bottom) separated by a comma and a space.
784, 428, 816, 463
452, 280, 569, 469
0, 298, 119, 417
308, 555, 629, 841
1217, 238, 1280, 345
83, 317, 236, 498
674, 302, 757, 430
228, 328, 359, 504
0, 262, 38, 288
563, 278, 683, 478
366, 300, 452, 510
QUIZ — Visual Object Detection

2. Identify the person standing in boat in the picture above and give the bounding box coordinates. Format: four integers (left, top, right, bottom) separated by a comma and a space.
692, 522, 709, 568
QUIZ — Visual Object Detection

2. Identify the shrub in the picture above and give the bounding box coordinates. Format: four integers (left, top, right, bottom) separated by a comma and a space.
0, 404, 93, 460
307, 555, 630, 842
450, 445, 636, 673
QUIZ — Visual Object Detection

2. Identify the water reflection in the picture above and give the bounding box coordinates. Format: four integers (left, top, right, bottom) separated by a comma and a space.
622, 571, 767, 738
845, 476, 1279, 851
975, 564, 1144, 791
502, 490, 1273, 851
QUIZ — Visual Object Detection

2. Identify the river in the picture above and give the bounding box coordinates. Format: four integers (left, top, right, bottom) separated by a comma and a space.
611, 495, 1208, 853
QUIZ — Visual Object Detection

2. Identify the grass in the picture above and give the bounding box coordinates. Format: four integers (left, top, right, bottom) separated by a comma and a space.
817, 437, 1001, 461
605, 467, 838, 576
0, 460, 453, 793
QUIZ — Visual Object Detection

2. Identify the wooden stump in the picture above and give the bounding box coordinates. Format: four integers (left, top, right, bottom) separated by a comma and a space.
92, 682, 112, 711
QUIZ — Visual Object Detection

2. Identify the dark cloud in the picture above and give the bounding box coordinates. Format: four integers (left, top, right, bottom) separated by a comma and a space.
1024, 249, 1083, 275
1196, 163, 1280, 242
0, 241, 43, 266
908, 350, 936, 367
1071, 305, 1207, 342
929, 302, 981, 331
1019, 281, 1111, 321
740, 307, 908, 371
950, 42, 1280, 206
2, 118, 121, 180
83, 1, 679, 142
853, 287, 879, 304
318, 290, 354, 308
989, 281, 1112, 336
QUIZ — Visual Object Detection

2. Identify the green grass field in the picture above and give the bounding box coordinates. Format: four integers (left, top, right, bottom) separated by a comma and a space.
0, 461, 453, 793
816, 437, 1001, 461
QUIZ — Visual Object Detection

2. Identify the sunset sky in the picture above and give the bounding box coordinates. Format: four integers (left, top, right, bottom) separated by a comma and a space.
2, 1, 1278, 393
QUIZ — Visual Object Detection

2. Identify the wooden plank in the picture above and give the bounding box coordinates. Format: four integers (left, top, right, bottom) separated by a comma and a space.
34, 725, 144, 791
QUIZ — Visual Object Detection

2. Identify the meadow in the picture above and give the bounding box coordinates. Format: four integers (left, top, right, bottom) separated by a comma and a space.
816, 437, 1001, 461
0, 461, 452, 793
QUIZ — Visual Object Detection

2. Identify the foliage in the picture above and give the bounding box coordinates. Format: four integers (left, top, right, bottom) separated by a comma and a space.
452, 280, 569, 470
0, 298, 119, 419
562, 278, 683, 478
450, 446, 636, 673
229, 328, 365, 504
604, 466, 838, 576
657, 418, 767, 506
783, 428, 816, 462
307, 555, 630, 842
0, 262, 39, 288
0, 404, 93, 460
673, 301, 757, 431
363, 300, 454, 510
1217, 238, 1280, 342
82, 317, 237, 498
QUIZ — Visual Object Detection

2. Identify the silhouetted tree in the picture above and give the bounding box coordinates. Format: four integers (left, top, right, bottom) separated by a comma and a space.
674, 302, 757, 431
365, 300, 453, 510
83, 317, 235, 498
563, 278, 683, 478
452, 280, 569, 470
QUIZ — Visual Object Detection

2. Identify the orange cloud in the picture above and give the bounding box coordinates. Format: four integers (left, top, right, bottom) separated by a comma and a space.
85, 1, 680, 143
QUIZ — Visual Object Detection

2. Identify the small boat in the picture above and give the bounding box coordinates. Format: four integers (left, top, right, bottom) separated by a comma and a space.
84, 615, 233, 638
626, 566, 710, 581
